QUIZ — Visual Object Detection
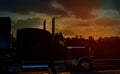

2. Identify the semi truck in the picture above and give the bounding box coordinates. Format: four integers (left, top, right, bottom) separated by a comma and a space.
15, 17, 120, 72
0, 17, 120, 73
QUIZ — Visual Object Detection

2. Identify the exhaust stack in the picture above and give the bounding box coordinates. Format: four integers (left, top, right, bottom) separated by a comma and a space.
43, 20, 46, 30
52, 17, 55, 38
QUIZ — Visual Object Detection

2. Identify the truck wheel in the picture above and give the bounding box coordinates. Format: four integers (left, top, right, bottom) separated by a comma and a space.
77, 60, 93, 72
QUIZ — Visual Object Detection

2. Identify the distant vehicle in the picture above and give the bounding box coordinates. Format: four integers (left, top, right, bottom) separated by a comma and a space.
0, 17, 11, 49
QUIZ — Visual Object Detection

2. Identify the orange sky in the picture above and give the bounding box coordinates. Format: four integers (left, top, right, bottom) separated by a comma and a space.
0, 0, 120, 39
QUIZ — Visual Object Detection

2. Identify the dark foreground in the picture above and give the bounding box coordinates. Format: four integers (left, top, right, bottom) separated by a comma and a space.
6, 63, 120, 74
17, 69, 120, 74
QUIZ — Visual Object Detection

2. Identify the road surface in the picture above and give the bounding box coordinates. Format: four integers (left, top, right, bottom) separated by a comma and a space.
17, 69, 120, 74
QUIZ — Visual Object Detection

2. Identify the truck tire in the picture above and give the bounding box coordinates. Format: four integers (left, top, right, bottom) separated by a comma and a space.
77, 60, 93, 72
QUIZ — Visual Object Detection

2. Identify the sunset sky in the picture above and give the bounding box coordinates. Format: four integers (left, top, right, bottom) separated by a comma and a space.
0, 0, 120, 39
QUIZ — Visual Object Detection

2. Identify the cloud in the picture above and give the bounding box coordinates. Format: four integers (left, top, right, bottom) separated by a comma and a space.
100, 0, 120, 10
0, 0, 67, 16
54, 8, 120, 38
94, 18, 120, 27
91, 9, 120, 18
90, 9, 120, 26
56, 0, 120, 19
57, 0, 98, 19
11, 17, 42, 36
1, 0, 120, 19
51, 0, 65, 11
12, 17, 41, 33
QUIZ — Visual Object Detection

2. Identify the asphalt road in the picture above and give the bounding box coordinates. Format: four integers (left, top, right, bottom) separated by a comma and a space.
8, 63, 120, 74
17, 69, 120, 74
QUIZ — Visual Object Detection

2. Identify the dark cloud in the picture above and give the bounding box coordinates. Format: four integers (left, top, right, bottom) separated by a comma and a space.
98, 0, 120, 12
1, 0, 120, 19
0, 0, 67, 15
57, 0, 120, 19
57, 0, 98, 19
115, 0, 120, 12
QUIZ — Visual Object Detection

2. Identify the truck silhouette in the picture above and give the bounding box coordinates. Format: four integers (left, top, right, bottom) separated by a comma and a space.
16, 28, 56, 73
15, 17, 57, 74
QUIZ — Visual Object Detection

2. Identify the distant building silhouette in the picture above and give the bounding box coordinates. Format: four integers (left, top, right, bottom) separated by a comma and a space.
0, 17, 11, 49
0, 17, 11, 73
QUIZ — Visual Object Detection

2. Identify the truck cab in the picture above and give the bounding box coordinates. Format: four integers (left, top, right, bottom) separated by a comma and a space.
16, 28, 56, 73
